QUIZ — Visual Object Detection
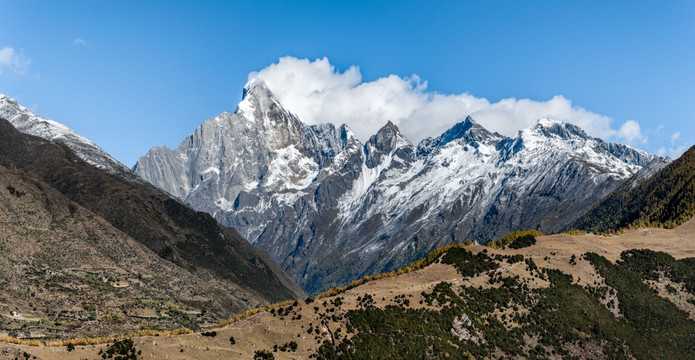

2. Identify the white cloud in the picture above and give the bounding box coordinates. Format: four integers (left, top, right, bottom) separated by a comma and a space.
73, 38, 89, 46
616, 120, 645, 144
0, 47, 31, 76
248, 56, 644, 145
671, 132, 681, 144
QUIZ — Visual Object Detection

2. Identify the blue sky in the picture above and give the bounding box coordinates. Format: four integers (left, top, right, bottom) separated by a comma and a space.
1, 0, 693, 166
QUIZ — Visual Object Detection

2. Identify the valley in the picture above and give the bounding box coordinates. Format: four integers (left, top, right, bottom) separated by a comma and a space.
2, 3, 691, 358
2, 90, 692, 359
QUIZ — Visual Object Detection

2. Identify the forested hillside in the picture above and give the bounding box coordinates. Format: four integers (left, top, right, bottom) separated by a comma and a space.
569, 145, 695, 233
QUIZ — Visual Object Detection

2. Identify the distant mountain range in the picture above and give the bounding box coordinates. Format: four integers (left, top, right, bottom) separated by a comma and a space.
0, 95, 304, 338
133, 82, 664, 294
2, 86, 692, 358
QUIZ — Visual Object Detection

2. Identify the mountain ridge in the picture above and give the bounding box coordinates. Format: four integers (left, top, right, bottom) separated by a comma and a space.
134, 82, 664, 294
0, 95, 140, 182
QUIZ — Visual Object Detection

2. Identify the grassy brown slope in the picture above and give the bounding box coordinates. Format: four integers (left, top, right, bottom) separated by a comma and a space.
569, 145, 695, 233
6, 219, 695, 359
0, 164, 266, 338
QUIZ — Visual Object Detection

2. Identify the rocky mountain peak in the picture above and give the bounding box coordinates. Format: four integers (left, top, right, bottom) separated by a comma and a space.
439, 116, 499, 146
382, 119, 399, 132
241, 79, 274, 101
416, 116, 500, 157
0, 93, 17, 105
369, 121, 405, 149
365, 121, 414, 168
531, 117, 591, 140
338, 123, 357, 143
235, 80, 289, 125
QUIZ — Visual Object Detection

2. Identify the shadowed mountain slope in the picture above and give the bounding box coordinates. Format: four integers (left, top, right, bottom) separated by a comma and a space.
0, 163, 267, 338
569, 145, 695, 233
0, 118, 304, 337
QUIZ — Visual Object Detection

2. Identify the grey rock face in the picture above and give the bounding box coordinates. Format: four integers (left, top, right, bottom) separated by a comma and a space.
134, 85, 666, 294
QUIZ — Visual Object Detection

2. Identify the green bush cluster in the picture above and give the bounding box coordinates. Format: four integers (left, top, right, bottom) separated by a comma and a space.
441, 247, 499, 277
103, 339, 139, 360
488, 230, 543, 249
274, 341, 298, 352
313, 248, 695, 360
508, 234, 536, 249
254, 349, 274, 360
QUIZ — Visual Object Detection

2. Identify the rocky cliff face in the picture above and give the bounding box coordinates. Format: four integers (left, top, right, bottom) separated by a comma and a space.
135, 82, 664, 294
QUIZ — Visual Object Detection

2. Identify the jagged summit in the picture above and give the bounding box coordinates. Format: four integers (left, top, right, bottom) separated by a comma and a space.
364, 121, 415, 168
417, 116, 503, 157
134, 87, 352, 204
530, 117, 591, 140
242, 78, 272, 98
438, 116, 500, 146
382, 119, 399, 131
338, 123, 357, 141
368, 120, 410, 151
235, 80, 288, 124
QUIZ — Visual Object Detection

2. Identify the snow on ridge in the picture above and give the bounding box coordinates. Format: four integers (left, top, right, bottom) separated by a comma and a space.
334, 114, 658, 240
0, 94, 131, 176
1, 95, 88, 144
235, 95, 256, 122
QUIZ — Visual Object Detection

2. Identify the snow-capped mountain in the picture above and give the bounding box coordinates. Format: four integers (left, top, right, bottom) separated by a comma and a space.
134, 82, 664, 294
0, 94, 134, 178
133, 82, 352, 215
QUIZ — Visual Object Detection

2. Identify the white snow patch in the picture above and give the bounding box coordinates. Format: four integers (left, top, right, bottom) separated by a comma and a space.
264, 145, 318, 190
202, 166, 220, 175
236, 97, 256, 122
243, 181, 259, 192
